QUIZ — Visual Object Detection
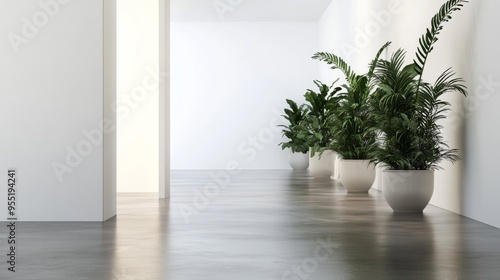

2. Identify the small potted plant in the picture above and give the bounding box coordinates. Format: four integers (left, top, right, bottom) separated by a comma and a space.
369, 0, 468, 212
312, 42, 391, 192
297, 80, 342, 179
278, 99, 310, 170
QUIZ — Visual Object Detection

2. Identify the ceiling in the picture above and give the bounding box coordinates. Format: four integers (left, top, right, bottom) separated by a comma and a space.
171, 0, 334, 22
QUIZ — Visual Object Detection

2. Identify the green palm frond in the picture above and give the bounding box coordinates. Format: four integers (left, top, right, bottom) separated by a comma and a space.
372, 49, 417, 105
370, 51, 467, 170
414, 0, 468, 91
312, 52, 356, 84
368, 41, 392, 77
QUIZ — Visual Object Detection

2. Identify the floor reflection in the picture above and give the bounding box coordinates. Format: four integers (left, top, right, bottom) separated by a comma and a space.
1, 171, 500, 280
109, 194, 169, 280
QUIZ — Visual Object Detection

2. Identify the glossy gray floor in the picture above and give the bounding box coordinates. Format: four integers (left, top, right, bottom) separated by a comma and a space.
1, 170, 500, 280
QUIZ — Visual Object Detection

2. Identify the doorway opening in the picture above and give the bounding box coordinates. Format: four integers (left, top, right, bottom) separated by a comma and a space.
116, 0, 169, 198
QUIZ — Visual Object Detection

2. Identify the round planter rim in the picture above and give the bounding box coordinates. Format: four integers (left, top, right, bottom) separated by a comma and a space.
339, 159, 371, 162
382, 170, 435, 174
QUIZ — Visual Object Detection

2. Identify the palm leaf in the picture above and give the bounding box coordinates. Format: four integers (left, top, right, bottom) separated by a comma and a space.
414, 0, 468, 93
312, 52, 356, 84
368, 41, 392, 77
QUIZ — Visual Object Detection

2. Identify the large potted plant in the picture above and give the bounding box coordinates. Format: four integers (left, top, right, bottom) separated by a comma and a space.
369, 0, 468, 212
297, 80, 342, 178
312, 42, 391, 192
278, 99, 310, 170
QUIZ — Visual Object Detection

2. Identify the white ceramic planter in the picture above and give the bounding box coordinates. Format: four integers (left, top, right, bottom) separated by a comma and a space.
309, 148, 335, 179
339, 160, 375, 193
382, 170, 434, 212
288, 150, 309, 171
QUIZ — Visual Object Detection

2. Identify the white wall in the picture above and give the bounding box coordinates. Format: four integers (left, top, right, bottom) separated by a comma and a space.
318, 0, 351, 85
460, 0, 500, 229
117, 0, 159, 192
319, 0, 395, 77
0, 0, 116, 221
171, 22, 319, 170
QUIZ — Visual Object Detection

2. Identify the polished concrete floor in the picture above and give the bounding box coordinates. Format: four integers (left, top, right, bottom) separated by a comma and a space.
1, 170, 500, 280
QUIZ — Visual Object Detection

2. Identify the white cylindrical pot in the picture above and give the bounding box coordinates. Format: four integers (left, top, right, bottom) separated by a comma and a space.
288, 150, 309, 170
382, 170, 434, 212
339, 160, 376, 193
309, 149, 334, 179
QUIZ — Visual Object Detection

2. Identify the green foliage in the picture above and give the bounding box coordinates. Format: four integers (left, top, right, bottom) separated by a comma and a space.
369, 0, 468, 170
312, 52, 356, 84
297, 80, 342, 157
278, 99, 310, 154
312, 42, 391, 160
